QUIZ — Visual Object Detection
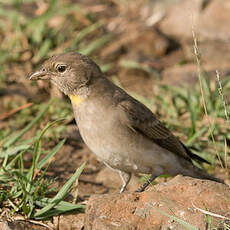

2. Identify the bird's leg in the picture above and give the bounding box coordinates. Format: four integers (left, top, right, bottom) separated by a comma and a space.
119, 171, 131, 193
103, 162, 131, 193
136, 174, 157, 192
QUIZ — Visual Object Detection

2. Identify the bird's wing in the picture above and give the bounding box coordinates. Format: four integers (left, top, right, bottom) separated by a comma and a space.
117, 93, 192, 162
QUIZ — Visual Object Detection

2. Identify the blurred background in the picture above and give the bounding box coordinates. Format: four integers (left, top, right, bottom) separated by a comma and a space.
0, 0, 230, 221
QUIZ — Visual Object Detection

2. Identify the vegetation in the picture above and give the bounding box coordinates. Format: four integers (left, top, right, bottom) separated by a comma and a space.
0, 99, 85, 219
0, 0, 229, 228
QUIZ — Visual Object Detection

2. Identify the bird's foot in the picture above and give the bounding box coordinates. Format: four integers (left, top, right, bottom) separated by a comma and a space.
119, 171, 131, 193
135, 174, 157, 192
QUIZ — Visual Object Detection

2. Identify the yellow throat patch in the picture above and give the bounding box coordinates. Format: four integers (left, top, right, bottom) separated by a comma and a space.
68, 94, 84, 106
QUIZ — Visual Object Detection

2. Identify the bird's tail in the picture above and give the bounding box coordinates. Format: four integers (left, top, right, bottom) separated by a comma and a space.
181, 158, 225, 184
180, 143, 226, 184
194, 167, 225, 184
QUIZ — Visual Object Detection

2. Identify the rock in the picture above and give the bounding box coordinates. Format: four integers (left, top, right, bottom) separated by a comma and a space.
0, 220, 48, 230
156, 0, 230, 79
117, 67, 155, 98
198, 1, 230, 41
162, 63, 230, 86
158, 0, 203, 40
162, 63, 198, 86
53, 213, 85, 230
158, 0, 230, 41
84, 176, 230, 230
183, 40, 230, 65
127, 29, 169, 57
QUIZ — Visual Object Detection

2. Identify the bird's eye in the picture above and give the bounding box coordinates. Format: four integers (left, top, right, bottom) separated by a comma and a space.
57, 65, 66, 73
42, 67, 46, 72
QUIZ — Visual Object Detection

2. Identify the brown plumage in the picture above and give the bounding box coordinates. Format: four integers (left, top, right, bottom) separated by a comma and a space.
29, 52, 224, 192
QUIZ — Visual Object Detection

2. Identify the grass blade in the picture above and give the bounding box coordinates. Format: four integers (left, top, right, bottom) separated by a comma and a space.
3, 99, 54, 148
0, 145, 31, 158
154, 208, 199, 230
37, 139, 66, 169
79, 34, 111, 55
34, 162, 85, 218
68, 21, 103, 50
36, 197, 84, 211
26, 118, 66, 193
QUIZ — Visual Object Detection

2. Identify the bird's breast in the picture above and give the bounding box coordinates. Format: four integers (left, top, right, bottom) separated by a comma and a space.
72, 99, 134, 166
72, 98, 116, 148
71, 98, 182, 175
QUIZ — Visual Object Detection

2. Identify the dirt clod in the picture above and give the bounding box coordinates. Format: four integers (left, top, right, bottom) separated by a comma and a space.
84, 176, 230, 230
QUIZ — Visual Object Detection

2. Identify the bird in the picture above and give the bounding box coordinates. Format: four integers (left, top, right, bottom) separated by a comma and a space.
29, 52, 224, 193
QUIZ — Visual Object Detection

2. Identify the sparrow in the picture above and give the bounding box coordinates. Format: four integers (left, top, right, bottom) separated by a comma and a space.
29, 52, 224, 193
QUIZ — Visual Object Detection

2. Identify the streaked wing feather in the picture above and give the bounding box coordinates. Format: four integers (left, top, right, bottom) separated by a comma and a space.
118, 97, 191, 161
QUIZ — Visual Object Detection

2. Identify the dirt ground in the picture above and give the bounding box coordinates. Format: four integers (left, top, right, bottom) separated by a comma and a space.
1, 0, 230, 229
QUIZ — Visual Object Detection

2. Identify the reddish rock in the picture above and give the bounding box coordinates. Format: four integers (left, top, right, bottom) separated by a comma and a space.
0, 220, 49, 230
162, 63, 198, 86
162, 62, 230, 87
84, 176, 230, 230
158, 0, 202, 40
158, 0, 230, 41
157, 0, 230, 70
127, 29, 169, 57
198, 1, 230, 41
53, 213, 85, 230
183, 40, 230, 65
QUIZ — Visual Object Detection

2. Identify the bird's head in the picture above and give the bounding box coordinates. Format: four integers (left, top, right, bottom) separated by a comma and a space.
29, 52, 102, 96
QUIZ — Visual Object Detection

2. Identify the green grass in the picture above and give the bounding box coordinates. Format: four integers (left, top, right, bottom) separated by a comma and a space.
0, 100, 85, 219
0, 0, 112, 83
0, 0, 229, 227
0, 0, 103, 219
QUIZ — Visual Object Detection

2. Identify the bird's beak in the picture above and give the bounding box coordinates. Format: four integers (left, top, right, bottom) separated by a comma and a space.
29, 70, 51, 81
